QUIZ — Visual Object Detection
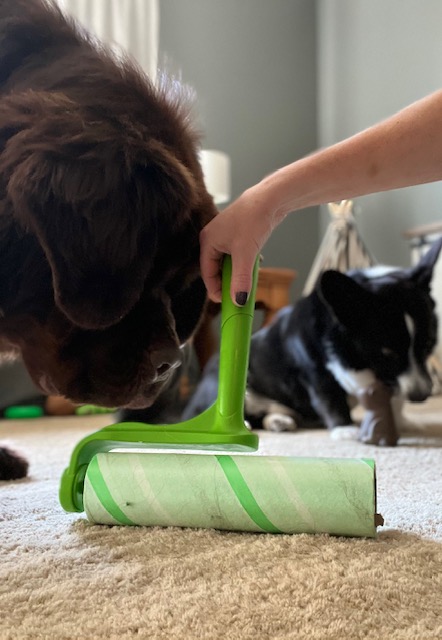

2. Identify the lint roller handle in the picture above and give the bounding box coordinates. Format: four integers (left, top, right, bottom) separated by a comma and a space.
216, 255, 259, 421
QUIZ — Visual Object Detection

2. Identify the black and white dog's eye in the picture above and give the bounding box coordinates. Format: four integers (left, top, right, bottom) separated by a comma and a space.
381, 347, 395, 357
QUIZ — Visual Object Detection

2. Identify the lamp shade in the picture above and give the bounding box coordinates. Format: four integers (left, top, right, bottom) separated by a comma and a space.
199, 150, 231, 205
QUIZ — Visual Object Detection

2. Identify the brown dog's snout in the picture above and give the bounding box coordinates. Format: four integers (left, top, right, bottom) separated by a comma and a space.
150, 346, 182, 382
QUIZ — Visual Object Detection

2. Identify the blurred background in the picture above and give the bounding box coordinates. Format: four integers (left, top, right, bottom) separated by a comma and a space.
2, 0, 442, 407
159, 0, 442, 293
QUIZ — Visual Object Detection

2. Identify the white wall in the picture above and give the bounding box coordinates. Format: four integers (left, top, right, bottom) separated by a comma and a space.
318, 0, 442, 267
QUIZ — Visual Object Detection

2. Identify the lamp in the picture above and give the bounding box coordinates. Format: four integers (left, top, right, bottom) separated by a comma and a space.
199, 150, 231, 205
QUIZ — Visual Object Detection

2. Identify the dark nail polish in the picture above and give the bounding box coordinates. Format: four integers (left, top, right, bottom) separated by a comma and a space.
235, 291, 249, 306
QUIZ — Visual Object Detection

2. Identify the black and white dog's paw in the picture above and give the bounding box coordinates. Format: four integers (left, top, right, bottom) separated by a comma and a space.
262, 413, 297, 432
329, 425, 360, 441
245, 389, 297, 432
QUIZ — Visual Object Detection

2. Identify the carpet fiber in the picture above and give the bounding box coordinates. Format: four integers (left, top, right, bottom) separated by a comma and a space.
1, 399, 442, 640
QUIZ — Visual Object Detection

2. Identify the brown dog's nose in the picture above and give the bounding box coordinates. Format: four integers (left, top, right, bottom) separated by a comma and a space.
151, 347, 182, 382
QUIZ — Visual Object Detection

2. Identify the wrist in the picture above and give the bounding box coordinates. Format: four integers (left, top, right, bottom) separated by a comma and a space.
255, 170, 299, 227
248, 178, 287, 230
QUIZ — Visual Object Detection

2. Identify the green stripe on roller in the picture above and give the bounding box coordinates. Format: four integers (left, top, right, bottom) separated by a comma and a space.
88, 456, 135, 525
216, 455, 282, 533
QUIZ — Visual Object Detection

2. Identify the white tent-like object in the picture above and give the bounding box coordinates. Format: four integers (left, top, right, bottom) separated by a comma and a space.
303, 200, 377, 296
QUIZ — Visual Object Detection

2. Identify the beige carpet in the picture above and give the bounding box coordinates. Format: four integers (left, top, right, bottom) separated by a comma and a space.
1, 399, 442, 640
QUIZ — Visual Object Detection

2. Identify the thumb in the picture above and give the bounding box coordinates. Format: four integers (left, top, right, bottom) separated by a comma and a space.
230, 252, 257, 306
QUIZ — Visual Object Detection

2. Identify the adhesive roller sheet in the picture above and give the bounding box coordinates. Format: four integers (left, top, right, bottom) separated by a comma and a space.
83, 453, 380, 537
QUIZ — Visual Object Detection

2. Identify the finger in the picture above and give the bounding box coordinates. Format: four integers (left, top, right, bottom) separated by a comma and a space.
199, 235, 223, 303
230, 251, 257, 306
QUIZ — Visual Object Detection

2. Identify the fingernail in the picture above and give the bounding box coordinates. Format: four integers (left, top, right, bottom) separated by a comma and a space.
235, 291, 249, 306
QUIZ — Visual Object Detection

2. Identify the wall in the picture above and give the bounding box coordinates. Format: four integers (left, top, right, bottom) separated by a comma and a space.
160, 1, 442, 282
318, 0, 442, 267
159, 0, 318, 297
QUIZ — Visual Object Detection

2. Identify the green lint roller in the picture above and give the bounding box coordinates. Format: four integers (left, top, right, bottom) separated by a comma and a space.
60, 257, 382, 537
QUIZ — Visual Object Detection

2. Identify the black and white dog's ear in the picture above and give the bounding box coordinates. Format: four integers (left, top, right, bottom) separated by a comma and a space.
408, 236, 442, 290
0, 90, 198, 330
317, 270, 378, 331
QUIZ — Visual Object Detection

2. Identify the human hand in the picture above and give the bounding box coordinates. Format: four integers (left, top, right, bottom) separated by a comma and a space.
199, 187, 279, 304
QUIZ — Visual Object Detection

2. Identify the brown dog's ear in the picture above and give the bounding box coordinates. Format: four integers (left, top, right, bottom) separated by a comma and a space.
0, 90, 198, 329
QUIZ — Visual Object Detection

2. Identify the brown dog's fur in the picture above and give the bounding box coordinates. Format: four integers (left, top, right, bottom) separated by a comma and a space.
0, 0, 218, 479
0, 0, 217, 421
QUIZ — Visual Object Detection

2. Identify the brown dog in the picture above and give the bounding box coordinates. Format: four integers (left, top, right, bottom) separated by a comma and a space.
0, 1, 216, 478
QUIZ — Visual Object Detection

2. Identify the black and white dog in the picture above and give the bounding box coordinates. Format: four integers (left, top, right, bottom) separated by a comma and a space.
183, 238, 442, 441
